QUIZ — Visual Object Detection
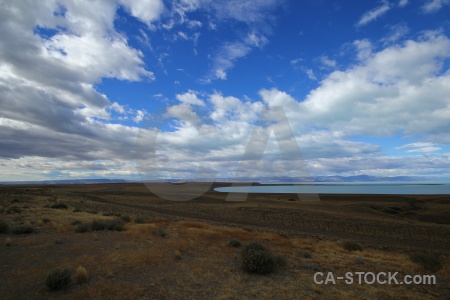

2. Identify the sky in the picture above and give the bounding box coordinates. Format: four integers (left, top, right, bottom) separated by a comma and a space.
1, 0, 450, 182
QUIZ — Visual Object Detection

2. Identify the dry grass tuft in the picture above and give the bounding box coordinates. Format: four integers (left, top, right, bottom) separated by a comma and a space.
76, 266, 88, 284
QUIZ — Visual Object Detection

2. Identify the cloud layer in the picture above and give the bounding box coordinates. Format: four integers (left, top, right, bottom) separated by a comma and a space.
1, 1, 450, 181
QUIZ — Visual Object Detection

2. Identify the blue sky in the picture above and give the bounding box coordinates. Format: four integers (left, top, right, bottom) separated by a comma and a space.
1, 0, 450, 181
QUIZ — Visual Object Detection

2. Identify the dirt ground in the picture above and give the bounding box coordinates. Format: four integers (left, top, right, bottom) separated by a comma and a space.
0, 183, 449, 299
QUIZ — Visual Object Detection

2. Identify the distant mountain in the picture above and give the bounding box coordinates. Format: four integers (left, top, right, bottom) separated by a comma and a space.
0, 179, 129, 185
0, 175, 439, 185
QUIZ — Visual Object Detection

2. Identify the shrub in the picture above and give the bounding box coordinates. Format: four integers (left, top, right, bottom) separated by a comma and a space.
134, 216, 147, 224
300, 251, 312, 259
153, 228, 167, 237
105, 219, 124, 231
46, 268, 71, 290
120, 215, 131, 223
7, 206, 21, 214
274, 255, 287, 267
0, 220, 8, 233
228, 239, 241, 247
241, 242, 275, 275
410, 253, 442, 272
50, 203, 68, 209
75, 223, 91, 233
91, 220, 106, 231
342, 241, 363, 252
12, 225, 36, 234
75, 266, 88, 284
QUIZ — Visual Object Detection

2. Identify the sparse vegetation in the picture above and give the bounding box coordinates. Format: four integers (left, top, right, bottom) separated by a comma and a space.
50, 203, 68, 209
228, 239, 241, 247
120, 215, 131, 223
299, 251, 312, 259
134, 216, 147, 224
75, 219, 124, 233
410, 252, 443, 272
75, 266, 88, 284
342, 241, 363, 252
6, 206, 21, 214
0, 220, 8, 233
75, 222, 91, 233
45, 268, 71, 290
153, 228, 167, 237
12, 225, 36, 235
0, 184, 449, 299
274, 255, 287, 267
241, 242, 275, 275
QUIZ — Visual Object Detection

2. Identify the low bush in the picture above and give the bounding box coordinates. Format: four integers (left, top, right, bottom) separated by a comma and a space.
410, 253, 442, 272
50, 203, 68, 209
241, 242, 275, 275
228, 239, 241, 247
105, 219, 124, 231
75, 266, 88, 284
75, 223, 91, 233
134, 216, 147, 224
274, 255, 287, 267
12, 225, 36, 234
0, 220, 8, 233
153, 228, 167, 237
75, 219, 124, 233
120, 215, 131, 223
46, 268, 71, 290
6, 206, 21, 214
91, 220, 106, 231
342, 241, 363, 252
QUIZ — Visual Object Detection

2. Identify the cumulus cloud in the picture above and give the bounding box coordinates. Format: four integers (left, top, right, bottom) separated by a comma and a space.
357, 1, 391, 27
119, 0, 164, 26
176, 91, 206, 106
0, 1, 158, 166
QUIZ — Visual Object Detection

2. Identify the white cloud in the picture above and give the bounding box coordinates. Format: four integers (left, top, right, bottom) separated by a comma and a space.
320, 56, 337, 68
422, 0, 450, 13
0, 0, 156, 164
397, 142, 442, 153
176, 91, 206, 106
119, 0, 165, 26
399, 0, 409, 7
382, 23, 409, 44
302, 33, 450, 139
357, 1, 391, 27
306, 69, 317, 80
209, 41, 251, 80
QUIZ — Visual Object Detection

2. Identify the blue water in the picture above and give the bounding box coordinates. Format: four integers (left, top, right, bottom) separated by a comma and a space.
214, 183, 450, 195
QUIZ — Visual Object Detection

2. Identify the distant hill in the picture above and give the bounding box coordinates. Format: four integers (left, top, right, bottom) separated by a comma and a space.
0, 179, 129, 185
0, 175, 438, 185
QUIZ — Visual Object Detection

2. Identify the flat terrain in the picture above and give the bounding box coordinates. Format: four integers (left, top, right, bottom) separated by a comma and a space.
0, 183, 449, 299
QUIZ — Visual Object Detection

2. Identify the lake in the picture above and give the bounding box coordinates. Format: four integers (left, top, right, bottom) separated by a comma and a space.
214, 182, 450, 195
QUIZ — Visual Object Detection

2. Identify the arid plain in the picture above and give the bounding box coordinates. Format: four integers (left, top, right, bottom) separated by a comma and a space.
1, 183, 449, 299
